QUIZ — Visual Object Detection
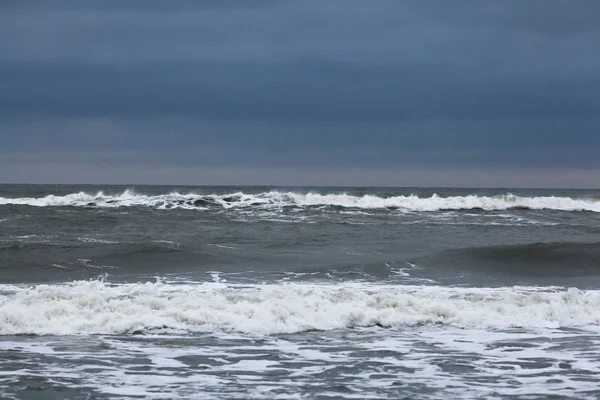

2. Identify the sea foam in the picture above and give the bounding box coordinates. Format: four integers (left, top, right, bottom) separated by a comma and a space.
1, 281, 599, 335
1, 190, 600, 212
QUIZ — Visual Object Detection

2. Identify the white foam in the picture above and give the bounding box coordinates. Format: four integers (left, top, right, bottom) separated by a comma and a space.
1, 281, 599, 336
1, 325, 599, 399
77, 259, 117, 270
77, 237, 119, 244
1, 190, 600, 212
207, 244, 238, 250
286, 192, 600, 212
0, 190, 211, 210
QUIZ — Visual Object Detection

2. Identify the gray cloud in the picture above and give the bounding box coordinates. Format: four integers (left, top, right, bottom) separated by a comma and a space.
1, 1, 599, 186
3, 153, 600, 189
2, 61, 599, 124
3, 117, 600, 155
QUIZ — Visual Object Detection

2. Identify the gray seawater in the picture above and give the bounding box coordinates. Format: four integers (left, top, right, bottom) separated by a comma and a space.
1, 184, 600, 399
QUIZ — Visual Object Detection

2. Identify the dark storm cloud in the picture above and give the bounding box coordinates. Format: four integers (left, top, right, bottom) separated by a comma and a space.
2, 60, 600, 123
1, 1, 600, 185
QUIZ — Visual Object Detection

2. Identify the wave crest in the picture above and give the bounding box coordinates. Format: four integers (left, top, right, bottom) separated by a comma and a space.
1, 281, 599, 335
1, 190, 600, 212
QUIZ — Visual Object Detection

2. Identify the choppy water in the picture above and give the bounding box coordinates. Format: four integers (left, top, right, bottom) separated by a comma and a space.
1, 185, 600, 399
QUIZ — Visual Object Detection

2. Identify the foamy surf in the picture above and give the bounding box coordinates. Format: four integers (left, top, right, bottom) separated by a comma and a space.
1, 190, 600, 212
1, 281, 599, 335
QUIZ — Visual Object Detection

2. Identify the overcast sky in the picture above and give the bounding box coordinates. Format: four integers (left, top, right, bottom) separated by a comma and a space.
1, 0, 599, 187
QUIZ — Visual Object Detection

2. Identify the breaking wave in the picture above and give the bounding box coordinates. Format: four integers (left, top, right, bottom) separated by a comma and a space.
1, 190, 600, 212
1, 280, 599, 335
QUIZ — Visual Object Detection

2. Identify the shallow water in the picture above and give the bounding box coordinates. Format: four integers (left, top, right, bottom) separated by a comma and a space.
1, 185, 600, 399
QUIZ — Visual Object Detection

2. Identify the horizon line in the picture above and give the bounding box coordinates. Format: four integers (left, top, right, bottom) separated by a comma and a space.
1, 182, 598, 191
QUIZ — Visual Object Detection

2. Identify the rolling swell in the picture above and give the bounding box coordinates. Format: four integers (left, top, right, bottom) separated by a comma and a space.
0, 240, 206, 283
1, 190, 600, 212
438, 242, 600, 277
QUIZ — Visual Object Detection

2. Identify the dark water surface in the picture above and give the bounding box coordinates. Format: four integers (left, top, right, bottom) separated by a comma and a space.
1, 185, 600, 399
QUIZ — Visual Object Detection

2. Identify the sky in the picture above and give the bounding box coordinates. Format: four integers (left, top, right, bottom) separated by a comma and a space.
1, 0, 600, 188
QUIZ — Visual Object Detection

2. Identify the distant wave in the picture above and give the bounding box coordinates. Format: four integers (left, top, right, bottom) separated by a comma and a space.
1, 190, 600, 212
0, 281, 599, 335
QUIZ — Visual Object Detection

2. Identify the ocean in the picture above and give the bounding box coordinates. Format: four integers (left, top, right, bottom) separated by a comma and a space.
1, 184, 600, 399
